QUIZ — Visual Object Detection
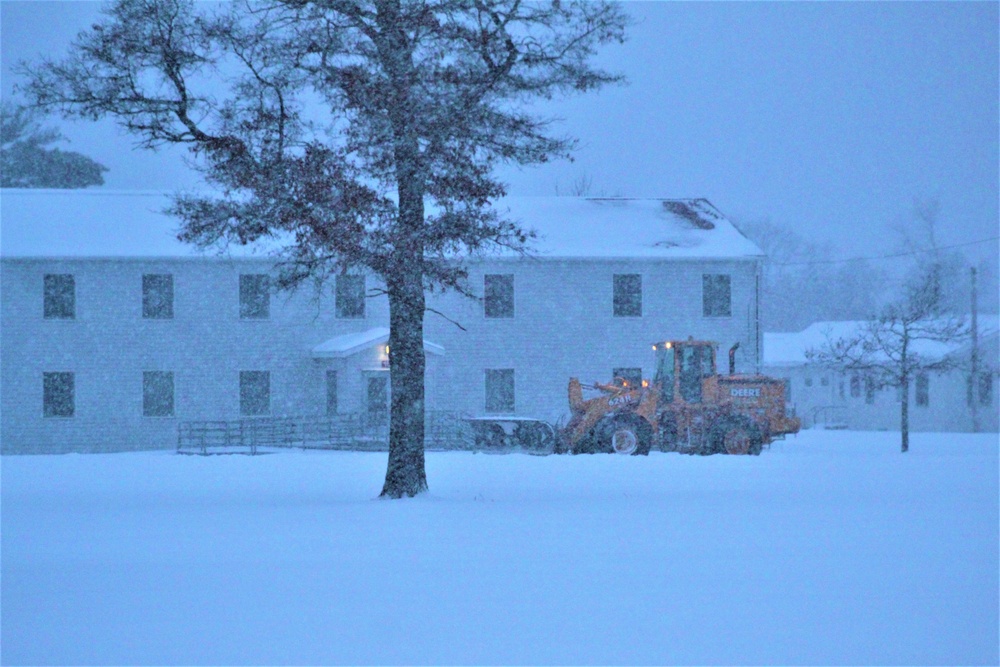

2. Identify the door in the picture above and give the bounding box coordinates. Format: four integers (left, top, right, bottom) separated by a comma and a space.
364, 371, 389, 429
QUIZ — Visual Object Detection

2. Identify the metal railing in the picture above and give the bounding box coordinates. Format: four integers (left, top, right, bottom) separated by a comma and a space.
177, 411, 472, 455
811, 405, 848, 430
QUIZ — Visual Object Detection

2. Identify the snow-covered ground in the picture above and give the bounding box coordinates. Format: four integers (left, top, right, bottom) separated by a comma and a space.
2, 430, 997, 666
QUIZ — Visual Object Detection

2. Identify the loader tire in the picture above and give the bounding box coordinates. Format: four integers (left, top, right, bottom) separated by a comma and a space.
711, 416, 763, 455
598, 415, 652, 456
657, 414, 679, 452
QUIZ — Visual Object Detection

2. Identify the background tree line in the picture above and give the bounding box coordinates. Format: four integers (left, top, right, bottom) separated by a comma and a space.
734, 200, 997, 333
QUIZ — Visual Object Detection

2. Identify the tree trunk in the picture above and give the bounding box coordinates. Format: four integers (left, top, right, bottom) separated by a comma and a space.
900, 331, 909, 453
900, 374, 909, 453
380, 273, 428, 498
376, 0, 430, 498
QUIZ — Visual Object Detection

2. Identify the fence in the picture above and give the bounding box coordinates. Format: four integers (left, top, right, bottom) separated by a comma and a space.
177, 411, 472, 455
811, 405, 849, 430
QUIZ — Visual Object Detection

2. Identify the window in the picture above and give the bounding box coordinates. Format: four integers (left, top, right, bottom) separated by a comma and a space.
485, 368, 515, 413
679, 345, 713, 403
702, 274, 731, 317
239, 274, 270, 319
613, 274, 642, 317
979, 373, 993, 406
850, 374, 861, 398
326, 370, 338, 416
143, 371, 174, 417
613, 367, 643, 388
838, 380, 845, 400
43, 372, 74, 417
783, 378, 792, 401
820, 375, 829, 387
336, 275, 366, 319
484, 274, 514, 318
142, 274, 174, 319
804, 376, 813, 387
44, 274, 75, 319
864, 376, 875, 405
915, 373, 929, 407
240, 371, 270, 416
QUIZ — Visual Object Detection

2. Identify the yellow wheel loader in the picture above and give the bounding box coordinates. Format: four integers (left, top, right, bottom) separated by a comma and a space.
557, 338, 800, 455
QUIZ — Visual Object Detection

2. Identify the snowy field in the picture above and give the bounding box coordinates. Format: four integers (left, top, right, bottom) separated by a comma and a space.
2, 431, 997, 666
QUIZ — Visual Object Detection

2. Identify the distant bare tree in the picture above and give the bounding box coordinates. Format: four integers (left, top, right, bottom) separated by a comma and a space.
553, 172, 625, 197
734, 218, 887, 331
807, 265, 968, 452
566, 173, 593, 196
894, 198, 971, 314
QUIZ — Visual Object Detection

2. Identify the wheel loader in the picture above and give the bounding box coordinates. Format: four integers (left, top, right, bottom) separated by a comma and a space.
556, 338, 800, 455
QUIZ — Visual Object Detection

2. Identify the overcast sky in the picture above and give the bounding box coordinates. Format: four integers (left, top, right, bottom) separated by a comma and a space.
2, 1, 997, 267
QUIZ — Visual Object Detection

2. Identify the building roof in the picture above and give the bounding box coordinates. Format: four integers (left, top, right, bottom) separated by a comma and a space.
763, 318, 1000, 367
1, 189, 761, 260
498, 197, 761, 259
311, 327, 445, 358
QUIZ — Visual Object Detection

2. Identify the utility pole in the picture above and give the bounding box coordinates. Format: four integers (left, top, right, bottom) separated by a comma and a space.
970, 266, 979, 433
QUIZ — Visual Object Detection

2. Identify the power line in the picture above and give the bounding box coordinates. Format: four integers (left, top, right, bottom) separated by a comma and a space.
771, 235, 999, 267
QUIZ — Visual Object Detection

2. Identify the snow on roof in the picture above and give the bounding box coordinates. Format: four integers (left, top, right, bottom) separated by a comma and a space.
764, 317, 1000, 366
497, 197, 761, 259
312, 327, 445, 358
0, 189, 279, 259
1, 189, 761, 260
2, 189, 194, 258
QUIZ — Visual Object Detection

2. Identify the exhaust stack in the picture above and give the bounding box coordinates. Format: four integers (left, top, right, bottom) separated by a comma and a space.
728, 342, 740, 375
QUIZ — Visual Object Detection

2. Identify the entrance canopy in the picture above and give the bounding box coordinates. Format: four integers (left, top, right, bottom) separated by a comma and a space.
311, 327, 445, 359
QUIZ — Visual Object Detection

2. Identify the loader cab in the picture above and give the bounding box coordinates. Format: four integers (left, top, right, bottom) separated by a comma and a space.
653, 339, 717, 404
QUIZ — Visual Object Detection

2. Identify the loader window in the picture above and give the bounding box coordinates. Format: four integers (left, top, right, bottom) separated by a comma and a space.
679, 345, 713, 403
654, 347, 675, 403
613, 367, 643, 388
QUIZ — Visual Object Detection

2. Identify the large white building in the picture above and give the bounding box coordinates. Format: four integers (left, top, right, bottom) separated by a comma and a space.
1, 189, 766, 453
763, 321, 999, 432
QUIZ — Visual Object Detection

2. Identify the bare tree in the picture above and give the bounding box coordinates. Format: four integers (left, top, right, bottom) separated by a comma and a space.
1, 101, 107, 188
895, 197, 971, 314
20, 0, 627, 497
807, 265, 968, 452
733, 218, 887, 331
554, 172, 593, 196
